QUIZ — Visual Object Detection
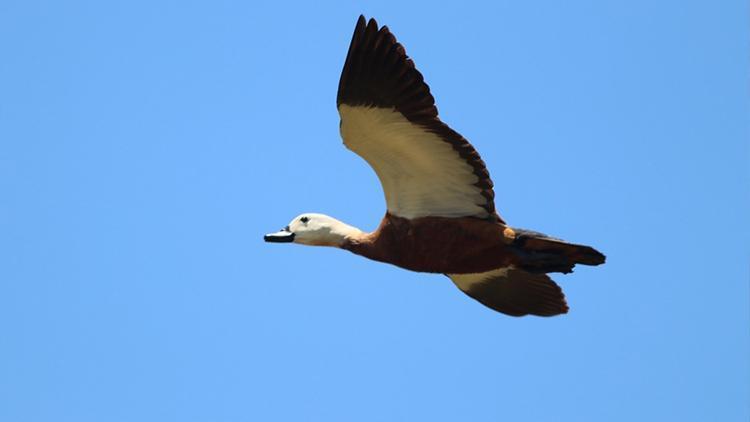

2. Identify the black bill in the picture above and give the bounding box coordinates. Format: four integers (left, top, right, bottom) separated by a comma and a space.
264, 227, 295, 243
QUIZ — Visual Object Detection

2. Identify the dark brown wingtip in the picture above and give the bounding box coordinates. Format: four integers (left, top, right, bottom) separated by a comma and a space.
354, 15, 367, 34
352, 15, 367, 46
366, 16, 379, 32
337, 15, 437, 119
559, 295, 570, 315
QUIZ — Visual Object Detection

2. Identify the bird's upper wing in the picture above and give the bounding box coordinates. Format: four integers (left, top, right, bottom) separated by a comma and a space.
337, 16, 500, 221
448, 268, 569, 317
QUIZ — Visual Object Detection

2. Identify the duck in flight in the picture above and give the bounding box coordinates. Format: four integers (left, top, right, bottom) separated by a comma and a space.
265, 16, 605, 316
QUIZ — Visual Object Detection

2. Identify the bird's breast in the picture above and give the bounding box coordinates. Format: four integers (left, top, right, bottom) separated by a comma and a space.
345, 213, 517, 274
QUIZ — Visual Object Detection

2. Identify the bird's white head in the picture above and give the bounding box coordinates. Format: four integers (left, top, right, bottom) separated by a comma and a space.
264, 213, 363, 247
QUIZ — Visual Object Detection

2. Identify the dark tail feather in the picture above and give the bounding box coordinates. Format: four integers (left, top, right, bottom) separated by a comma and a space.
512, 229, 606, 274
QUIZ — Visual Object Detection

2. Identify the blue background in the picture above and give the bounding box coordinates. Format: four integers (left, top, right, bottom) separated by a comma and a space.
2, 1, 748, 421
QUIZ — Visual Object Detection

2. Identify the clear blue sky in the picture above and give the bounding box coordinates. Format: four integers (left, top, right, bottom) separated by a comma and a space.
1, 1, 748, 421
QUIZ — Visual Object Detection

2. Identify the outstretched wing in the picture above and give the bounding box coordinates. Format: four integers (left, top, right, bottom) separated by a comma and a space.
448, 268, 569, 317
337, 16, 500, 222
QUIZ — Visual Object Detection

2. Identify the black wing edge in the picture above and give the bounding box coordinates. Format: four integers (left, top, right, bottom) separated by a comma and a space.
337, 15, 499, 221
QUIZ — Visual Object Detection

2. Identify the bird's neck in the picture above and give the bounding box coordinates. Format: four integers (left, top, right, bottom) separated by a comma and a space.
330, 220, 368, 246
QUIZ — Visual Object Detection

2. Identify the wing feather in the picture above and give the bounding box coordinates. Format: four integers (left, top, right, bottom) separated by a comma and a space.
337, 16, 499, 221
449, 268, 569, 317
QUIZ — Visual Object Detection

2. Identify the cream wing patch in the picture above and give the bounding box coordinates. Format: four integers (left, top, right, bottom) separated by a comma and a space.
448, 268, 510, 291
339, 105, 488, 219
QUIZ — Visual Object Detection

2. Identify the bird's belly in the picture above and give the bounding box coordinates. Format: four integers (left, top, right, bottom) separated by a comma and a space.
391, 236, 514, 274
370, 215, 517, 274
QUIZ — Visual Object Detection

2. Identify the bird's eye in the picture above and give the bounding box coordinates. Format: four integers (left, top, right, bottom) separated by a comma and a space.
300, 216, 309, 223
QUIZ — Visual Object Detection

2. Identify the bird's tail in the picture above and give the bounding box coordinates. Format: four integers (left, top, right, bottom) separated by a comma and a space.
511, 229, 606, 274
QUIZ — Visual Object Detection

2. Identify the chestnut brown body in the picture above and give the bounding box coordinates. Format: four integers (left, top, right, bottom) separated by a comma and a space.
343, 213, 519, 274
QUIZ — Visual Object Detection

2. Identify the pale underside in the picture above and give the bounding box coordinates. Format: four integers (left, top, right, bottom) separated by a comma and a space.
338, 105, 489, 220
448, 267, 510, 291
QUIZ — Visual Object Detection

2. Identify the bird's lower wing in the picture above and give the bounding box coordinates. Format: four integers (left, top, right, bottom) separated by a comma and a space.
448, 268, 569, 317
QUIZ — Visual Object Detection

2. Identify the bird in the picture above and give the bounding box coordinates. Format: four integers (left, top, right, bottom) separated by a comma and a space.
264, 15, 605, 317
